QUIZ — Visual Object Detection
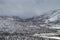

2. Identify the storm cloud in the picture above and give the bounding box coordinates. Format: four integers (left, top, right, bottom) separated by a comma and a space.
0, 0, 60, 18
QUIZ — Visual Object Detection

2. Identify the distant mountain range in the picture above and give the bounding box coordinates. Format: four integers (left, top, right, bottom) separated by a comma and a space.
1, 9, 60, 23
25, 9, 60, 23
0, 9, 59, 34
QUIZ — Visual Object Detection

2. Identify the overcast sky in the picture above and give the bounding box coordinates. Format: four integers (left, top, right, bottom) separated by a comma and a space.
0, 0, 60, 18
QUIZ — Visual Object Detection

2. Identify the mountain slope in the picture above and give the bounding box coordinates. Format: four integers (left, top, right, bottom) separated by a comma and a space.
0, 16, 56, 35
25, 9, 60, 23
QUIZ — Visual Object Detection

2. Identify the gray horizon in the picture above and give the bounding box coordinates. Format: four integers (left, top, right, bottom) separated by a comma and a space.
0, 0, 60, 18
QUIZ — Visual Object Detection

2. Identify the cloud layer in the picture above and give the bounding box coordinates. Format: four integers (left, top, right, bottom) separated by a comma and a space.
0, 0, 60, 18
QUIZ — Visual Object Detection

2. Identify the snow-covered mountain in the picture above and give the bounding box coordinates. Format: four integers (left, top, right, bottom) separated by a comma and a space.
43, 9, 60, 22
41, 9, 60, 23
0, 9, 60, 35
0, 9, 59, 40
0, 15, 56, 35
25, 9, 60, 23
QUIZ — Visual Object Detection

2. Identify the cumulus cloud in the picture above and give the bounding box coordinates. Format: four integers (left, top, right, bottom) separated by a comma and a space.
0, 0, 60, 18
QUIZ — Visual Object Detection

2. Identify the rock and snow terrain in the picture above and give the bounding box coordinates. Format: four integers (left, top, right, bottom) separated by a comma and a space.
0, 9, 60, 34
0, 16, 55, 34
25, 9, 60, 23
0, 9, 60, 40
